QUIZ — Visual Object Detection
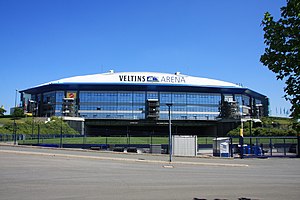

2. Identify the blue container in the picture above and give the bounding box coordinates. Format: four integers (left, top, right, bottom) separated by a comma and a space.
253, 145, 262, 156
243, 145, 251, 154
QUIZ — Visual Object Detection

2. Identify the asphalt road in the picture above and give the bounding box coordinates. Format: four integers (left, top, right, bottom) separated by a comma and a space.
0, 145, 299, 200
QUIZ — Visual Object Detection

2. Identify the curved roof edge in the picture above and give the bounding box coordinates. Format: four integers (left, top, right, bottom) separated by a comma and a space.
32, 71, 243, 89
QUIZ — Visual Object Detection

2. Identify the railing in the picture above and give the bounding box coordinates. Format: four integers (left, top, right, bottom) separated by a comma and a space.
0, 134, 298, 157
232, 136, 298, 157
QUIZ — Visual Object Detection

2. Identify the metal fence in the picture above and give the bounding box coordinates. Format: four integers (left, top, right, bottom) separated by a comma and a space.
0, 134, 298, 158
229, 136, 298, 158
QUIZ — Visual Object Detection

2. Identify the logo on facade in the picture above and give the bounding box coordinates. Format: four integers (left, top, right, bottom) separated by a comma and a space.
146, 76, 159, 82
119, 74, 185, 84
67, 92, 77, 99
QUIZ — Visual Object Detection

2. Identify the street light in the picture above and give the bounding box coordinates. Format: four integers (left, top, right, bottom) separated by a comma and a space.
13, 89, 18, 145
29, 100, 37, 138
60, 116, 63, 148
166, 103, 173, 162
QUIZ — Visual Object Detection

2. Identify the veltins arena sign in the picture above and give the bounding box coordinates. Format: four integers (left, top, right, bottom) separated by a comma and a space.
118, 74, 186, 84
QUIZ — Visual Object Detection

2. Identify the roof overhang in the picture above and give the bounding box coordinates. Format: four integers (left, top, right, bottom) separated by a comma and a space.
20, 71, 244, 93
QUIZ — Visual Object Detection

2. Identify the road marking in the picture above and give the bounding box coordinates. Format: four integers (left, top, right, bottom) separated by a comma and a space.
163, 165, 175, 168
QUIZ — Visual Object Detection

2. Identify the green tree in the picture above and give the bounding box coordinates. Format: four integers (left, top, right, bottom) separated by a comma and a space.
0, 105, 6, 116
260, 0, 300, 119
12, 107, 25, 118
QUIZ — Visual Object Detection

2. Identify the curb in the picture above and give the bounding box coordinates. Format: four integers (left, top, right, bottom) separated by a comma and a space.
0, 148, 249, 167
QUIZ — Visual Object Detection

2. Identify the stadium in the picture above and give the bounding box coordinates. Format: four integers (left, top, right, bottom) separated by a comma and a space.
20, 71, 269, 137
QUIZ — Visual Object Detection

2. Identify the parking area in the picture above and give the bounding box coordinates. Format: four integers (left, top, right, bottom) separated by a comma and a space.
0, 145, 300, 200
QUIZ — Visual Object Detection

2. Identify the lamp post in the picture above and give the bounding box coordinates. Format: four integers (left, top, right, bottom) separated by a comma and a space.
166, 103, 173, 162
249, 119, 253, 154
13, 89, 18, 145
60, 116, 63, 148
29, 100, 36, 139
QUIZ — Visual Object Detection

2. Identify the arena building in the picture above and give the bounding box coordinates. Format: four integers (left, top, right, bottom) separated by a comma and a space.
20, 71, 269, 136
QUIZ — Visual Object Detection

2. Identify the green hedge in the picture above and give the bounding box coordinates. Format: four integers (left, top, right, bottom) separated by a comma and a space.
228, 127, 297, 137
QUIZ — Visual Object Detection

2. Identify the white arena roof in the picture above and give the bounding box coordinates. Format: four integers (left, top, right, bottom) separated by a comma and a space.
37, 71, 242, 88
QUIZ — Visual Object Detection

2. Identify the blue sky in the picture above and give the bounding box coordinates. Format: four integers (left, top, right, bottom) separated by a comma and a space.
0, 0, 290, 116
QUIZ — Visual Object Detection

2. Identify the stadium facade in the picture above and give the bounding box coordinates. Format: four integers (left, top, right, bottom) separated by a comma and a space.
20, 71, 269, 136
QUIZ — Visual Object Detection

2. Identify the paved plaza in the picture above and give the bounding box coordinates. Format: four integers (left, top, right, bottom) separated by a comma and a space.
0, 145, 299, 200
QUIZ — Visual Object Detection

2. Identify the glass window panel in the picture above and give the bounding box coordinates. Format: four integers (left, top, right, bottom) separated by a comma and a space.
172, 93, 186, 104
147, 92, 158, 100
160, 92, 172, 103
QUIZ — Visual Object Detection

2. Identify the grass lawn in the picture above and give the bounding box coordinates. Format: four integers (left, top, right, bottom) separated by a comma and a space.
15, 136, 298, 146
19, 136, 170, 145
18, 136, 218, 145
